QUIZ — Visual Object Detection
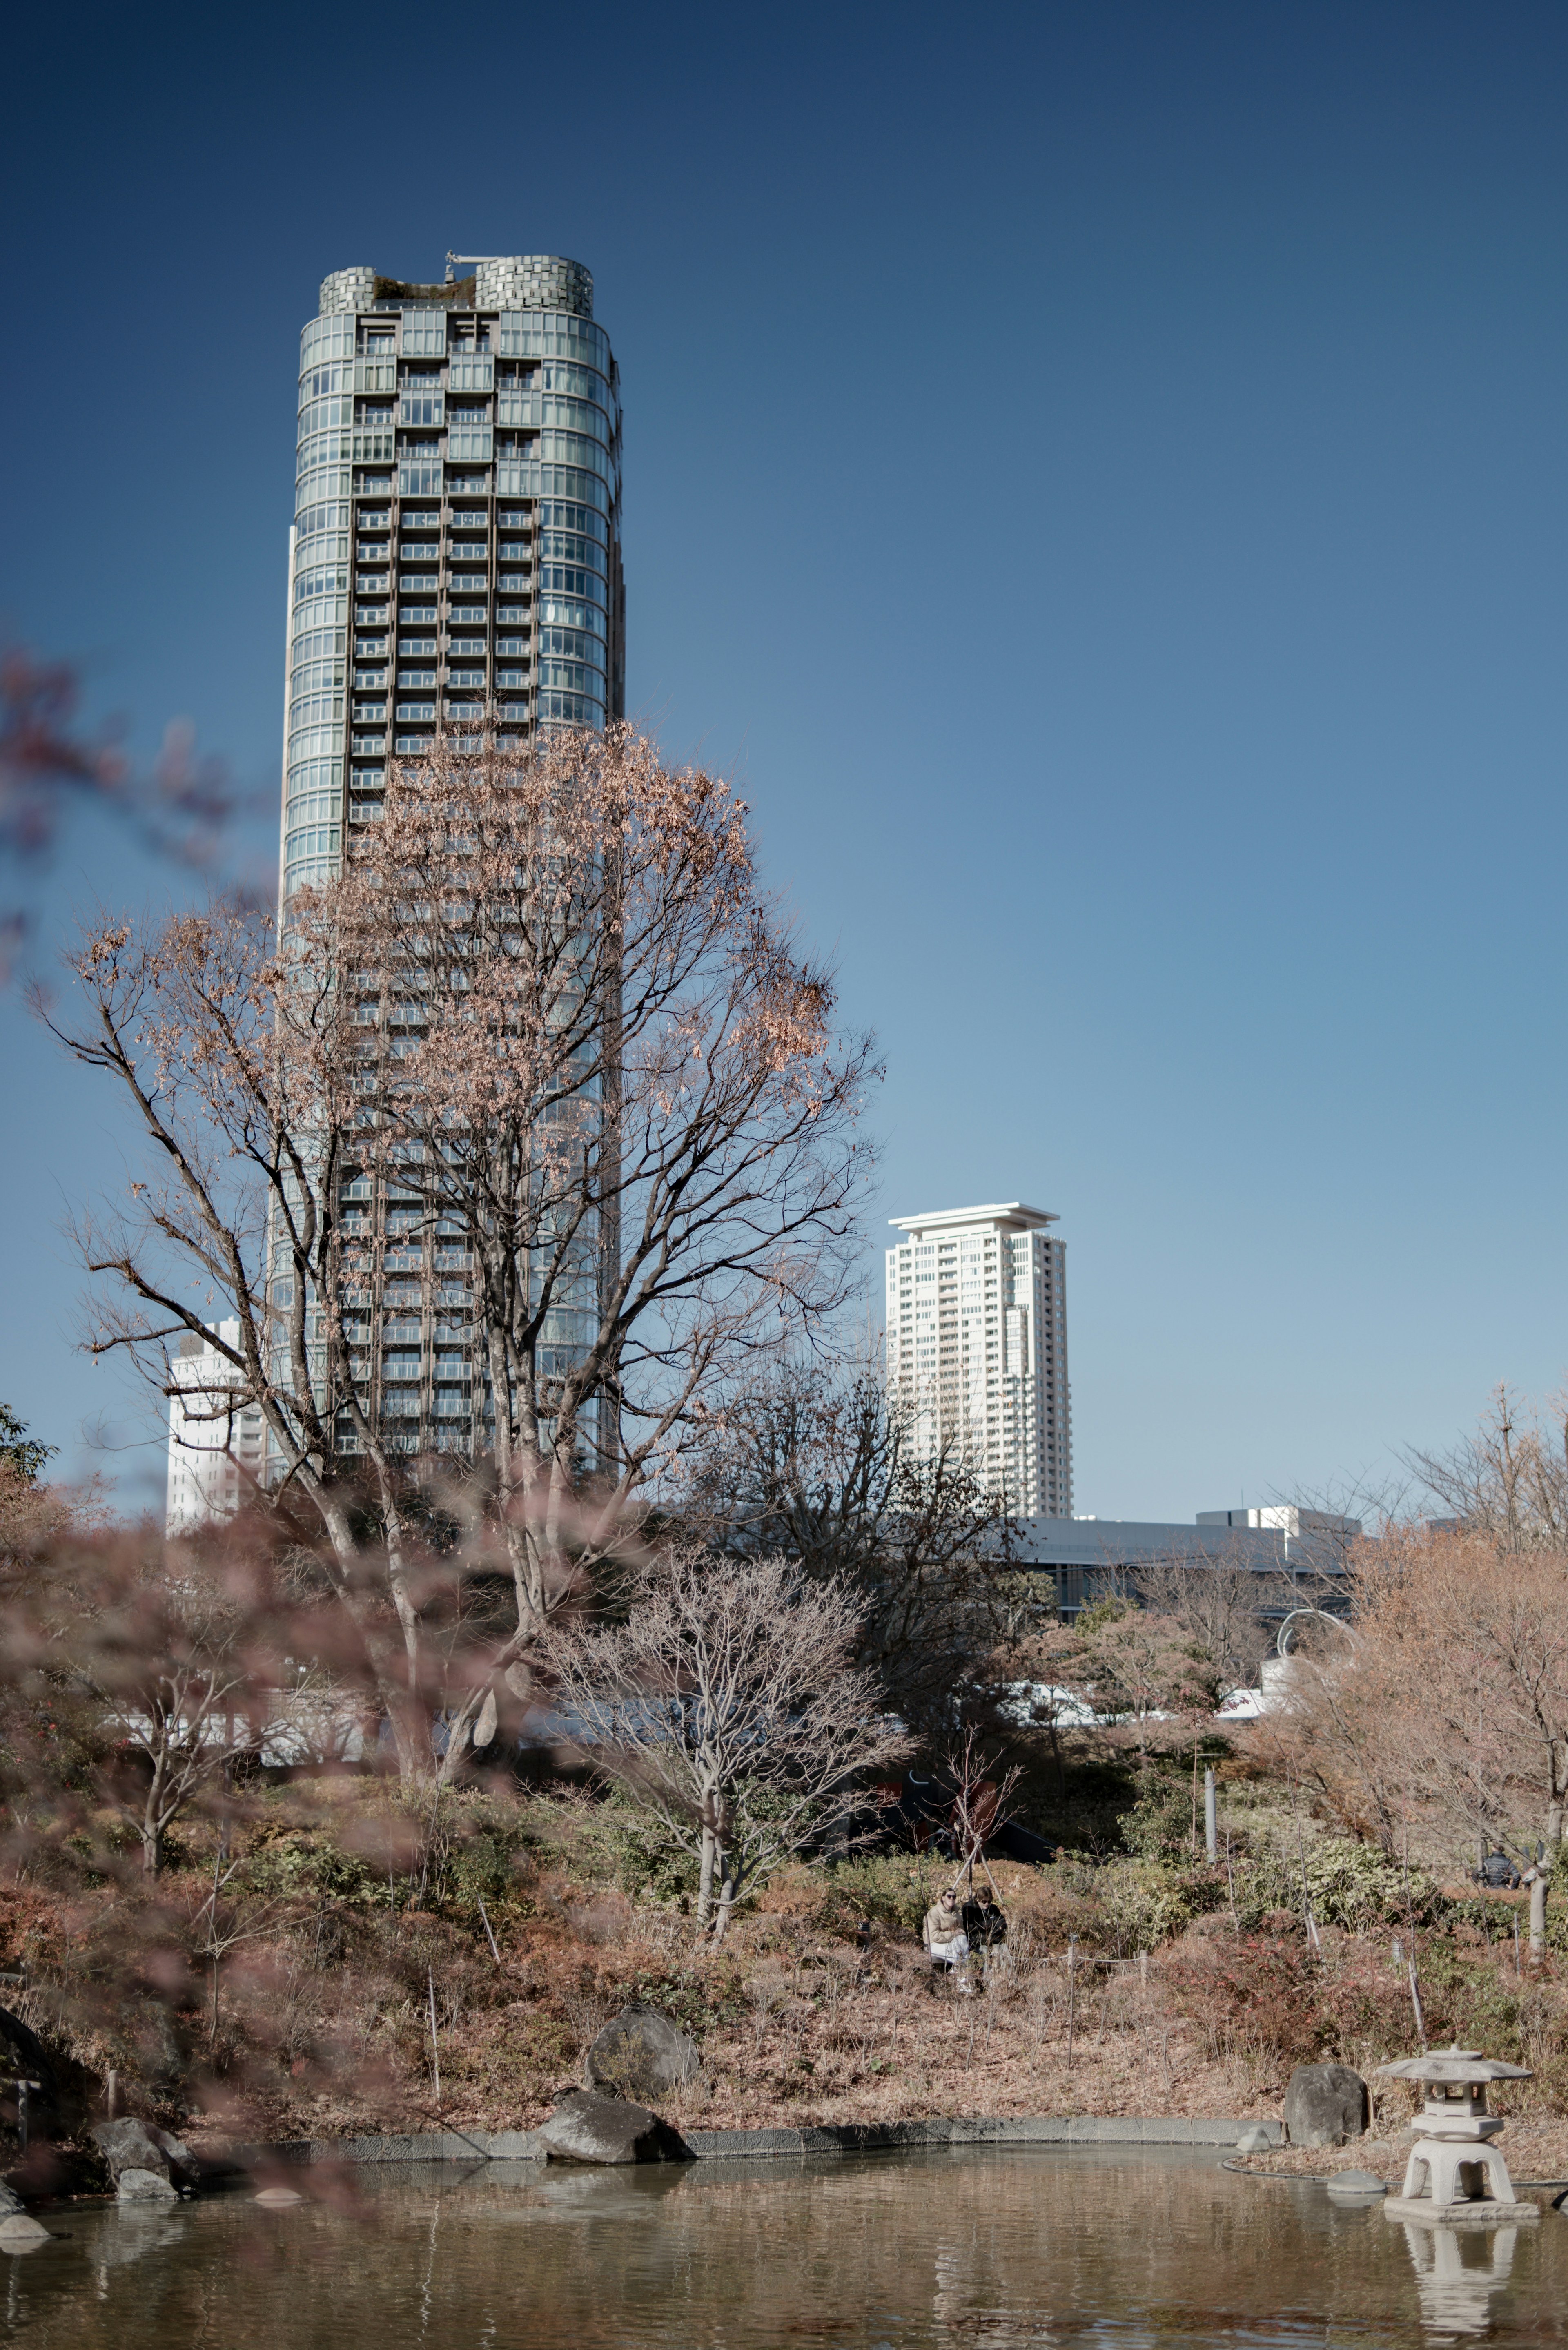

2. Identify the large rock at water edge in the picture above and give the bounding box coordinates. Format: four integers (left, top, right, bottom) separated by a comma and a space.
585, 2006, 700, 2101
0, 2213, 49, 2246
536, 2089, 690, 2165
92, 2116, 197, 2187
1284, 2062, 1368, 2147
116, 2166, 178, 2205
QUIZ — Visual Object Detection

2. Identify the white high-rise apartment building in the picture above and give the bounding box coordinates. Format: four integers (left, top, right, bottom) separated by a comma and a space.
884, 1203, 1071, 1518
166, 1321, 266, 1533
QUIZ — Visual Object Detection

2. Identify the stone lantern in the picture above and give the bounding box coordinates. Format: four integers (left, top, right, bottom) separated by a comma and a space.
1374, 2047, 1539, 2223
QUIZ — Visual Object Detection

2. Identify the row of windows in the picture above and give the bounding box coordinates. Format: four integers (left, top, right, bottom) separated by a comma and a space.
290, 693, 343, 735
537, 689, 604, 725
537, 597, 605, 637
294, 563, 348, 607
538, 499, 607, 546
300, 314, 355, 370
285, 824, 341, 859
498, 463, 614, 518
536, 428, 612, 484
297, 498, 352, 544
287, 755, 343, 798
298, 474, 352, 522
292, 625, 347, 663
298, 394, 354, 442
297, 432, 353, 478
290, 727, 341, 766
493, 313, 613, 373
287, 789, 339, 828
300, 360, 352, 402
537, 631, 604, 668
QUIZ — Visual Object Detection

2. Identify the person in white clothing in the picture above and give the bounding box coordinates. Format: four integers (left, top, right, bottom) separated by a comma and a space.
921, 1888, 974, 1991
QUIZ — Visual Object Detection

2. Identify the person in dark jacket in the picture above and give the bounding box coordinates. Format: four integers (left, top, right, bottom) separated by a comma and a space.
961, 1886, 1008, 1950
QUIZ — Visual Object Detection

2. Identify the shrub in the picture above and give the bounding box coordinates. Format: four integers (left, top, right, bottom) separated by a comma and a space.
1234, 1830, 1435, 1935
242, 1827, 385, 1908
1098, 1860, 1197, 1955
1122, 1774, 1203, 1864
810, 1855, 929, 1937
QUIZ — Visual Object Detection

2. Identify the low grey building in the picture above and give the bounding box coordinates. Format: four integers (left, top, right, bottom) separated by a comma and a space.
1018, 1507, 1360, 1616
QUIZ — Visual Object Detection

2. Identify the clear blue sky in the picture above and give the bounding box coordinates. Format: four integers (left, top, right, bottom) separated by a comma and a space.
2, 0, 1565, 1520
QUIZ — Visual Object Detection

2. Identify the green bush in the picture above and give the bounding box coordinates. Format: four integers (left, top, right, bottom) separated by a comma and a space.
1098, 1859, 1196, 1954
1234, 1831, 1434, 1934
1122, 1775, 1203, 1864
242, 1828, 385, 1908
594, 1804, 696, 1908
812, 1855, 929, 1935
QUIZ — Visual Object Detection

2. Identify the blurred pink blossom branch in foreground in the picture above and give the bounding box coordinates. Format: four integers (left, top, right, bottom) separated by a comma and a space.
0, 645, 245, 978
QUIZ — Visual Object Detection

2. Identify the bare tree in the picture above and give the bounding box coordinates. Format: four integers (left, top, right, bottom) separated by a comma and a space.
1132, 1554, 1278, 1696
1405, 1383, 1568, 1553
290, 722, 878, 1751
38, 903, 441, 1775
1253, 1525, 1568, 1864
546, 1550, 911, 1940
677, 1361, 1024, 1735
1064, 1596, 1223, 1757
44, 725, 878, 1776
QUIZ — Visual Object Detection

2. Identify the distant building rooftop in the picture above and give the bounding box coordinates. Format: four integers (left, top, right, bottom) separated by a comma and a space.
1018, 1509, 1359, 1605
888, 1202, 1058, 1237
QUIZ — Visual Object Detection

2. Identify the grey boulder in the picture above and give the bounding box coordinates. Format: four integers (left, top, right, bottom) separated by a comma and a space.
536, 2089, 690, 2165
1234, 2125, 1273, 2154
0, 2213, 49, 2246
1327, 2169, 1388, 2199
92, 2116, 197, 2187
116, 2167, 178, 2205
1284, 2062, 1368, 2147
585, 2006, 700, 2102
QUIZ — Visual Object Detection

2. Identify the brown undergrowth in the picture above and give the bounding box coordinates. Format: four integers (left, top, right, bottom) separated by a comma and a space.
3, 1773, 1565, 2154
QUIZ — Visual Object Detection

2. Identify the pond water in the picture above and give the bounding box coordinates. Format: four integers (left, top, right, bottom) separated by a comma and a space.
2, 2147, 1564, 2347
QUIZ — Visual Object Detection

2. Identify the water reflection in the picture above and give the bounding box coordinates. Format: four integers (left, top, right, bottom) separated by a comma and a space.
1399, 2221, 1520, 2340
0, 2147, 1554, 2347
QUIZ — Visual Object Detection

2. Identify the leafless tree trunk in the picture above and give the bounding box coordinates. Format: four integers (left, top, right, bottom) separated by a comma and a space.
546, 1549, 910, 1940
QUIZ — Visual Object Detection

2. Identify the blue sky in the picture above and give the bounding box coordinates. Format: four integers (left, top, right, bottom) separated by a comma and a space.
2, 0, 1565, 1519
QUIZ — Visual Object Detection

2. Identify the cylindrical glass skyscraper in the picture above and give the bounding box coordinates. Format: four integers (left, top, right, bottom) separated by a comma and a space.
281, 254, 624, 900
271, 253, 623, 1469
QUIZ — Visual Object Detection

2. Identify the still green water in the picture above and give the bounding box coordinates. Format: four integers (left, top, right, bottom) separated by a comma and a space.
2, 2147, 1564, 2347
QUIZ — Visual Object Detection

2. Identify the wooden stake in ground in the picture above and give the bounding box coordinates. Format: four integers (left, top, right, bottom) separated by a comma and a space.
428, 1968, 441, 2109
1066, 1935, 1078, 2073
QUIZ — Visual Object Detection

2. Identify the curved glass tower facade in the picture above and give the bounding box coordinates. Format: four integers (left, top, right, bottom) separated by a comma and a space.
281, 254, 624, 900
271, 254, 623, 1469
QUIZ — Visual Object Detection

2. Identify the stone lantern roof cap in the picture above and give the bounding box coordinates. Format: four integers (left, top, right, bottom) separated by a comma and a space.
1374, 2045, 1532, 2084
